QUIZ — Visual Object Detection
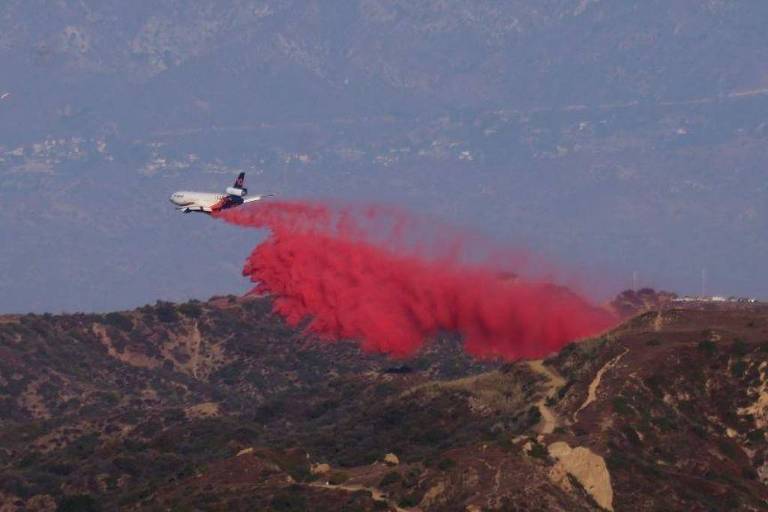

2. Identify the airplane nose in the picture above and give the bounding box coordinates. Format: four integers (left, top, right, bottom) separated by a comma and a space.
169, 194, 178, 204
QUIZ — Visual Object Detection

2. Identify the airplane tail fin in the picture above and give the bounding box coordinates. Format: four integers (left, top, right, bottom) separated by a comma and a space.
226, 172, 248, 197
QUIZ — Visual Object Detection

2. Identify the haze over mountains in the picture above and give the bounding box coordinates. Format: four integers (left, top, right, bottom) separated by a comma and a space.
2, 1, 768, 313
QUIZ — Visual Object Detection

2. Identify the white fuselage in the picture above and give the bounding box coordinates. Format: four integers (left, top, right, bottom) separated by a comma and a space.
169, 191, 227, 210
169, 172, 269, 214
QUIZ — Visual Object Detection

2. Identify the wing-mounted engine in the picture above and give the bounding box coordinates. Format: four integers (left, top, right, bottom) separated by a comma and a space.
225, 186, 247, 197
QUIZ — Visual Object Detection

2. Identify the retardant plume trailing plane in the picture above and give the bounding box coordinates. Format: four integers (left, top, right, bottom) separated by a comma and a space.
169, 172, 272, 214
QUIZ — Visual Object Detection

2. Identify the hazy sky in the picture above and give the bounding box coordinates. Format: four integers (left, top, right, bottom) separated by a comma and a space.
1, 1, 767, 313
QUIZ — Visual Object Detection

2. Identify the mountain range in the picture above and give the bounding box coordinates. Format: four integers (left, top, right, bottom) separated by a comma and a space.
2, 1, 768, 313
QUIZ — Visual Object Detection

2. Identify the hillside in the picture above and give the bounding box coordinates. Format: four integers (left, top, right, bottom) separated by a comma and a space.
2, 1, 768, 313
1, 296, 768, 510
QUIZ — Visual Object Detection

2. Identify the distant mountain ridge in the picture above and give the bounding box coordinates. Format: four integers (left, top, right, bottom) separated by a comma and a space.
3, 1, 768, 138
1, 0, 767, 313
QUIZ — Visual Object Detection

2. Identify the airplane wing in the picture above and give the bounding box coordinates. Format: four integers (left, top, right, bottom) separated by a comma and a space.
176, 206, 212, 214
243, 194, 274, 203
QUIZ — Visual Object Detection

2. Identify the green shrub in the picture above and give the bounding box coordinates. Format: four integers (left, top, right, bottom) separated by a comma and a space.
379, 471, 402, 487
270, 490, 307, 512
179, 302, 203, 318
374, 383, 396, 396
328, 471, 349, 485
731, 360, 748, 378
404, 467, 421, 487
612, 396, 632, 416
557, 382, 572, 399
155, 302, 179, 323
527, 442, 549, 460
68, 433, 100, 458
731, 338, 749, 357
497, 434, 515, 452
437, 457, 456, 471
697, 340, 716, 354
98, 391, 120, 406
103, 312, 133, 332
46, 463, 73, 476
57, 494, 100, 512
742, 466, 758, 480
717, 438, 744, 461
643, 374, 664, 396
606, 450, 631, 471
622, 426, 642, 446
690, 423, 706, 438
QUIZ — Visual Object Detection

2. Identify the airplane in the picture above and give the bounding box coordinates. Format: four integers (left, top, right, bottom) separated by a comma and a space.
169, 172, 272, 214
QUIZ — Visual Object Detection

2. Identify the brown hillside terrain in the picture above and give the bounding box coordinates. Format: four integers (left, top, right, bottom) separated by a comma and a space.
1, 297, 767, 510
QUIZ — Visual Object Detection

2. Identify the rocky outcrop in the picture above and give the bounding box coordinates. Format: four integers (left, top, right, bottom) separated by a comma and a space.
548, 442, 613, 511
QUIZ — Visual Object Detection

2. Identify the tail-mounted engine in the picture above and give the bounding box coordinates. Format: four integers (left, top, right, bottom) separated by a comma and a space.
226, 187, 247, 197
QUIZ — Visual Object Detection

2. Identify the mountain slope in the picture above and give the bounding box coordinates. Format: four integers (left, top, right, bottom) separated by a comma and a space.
1, 297, 768, 510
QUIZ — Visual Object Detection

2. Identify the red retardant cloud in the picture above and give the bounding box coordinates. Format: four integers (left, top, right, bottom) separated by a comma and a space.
215, 201, 616, 360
